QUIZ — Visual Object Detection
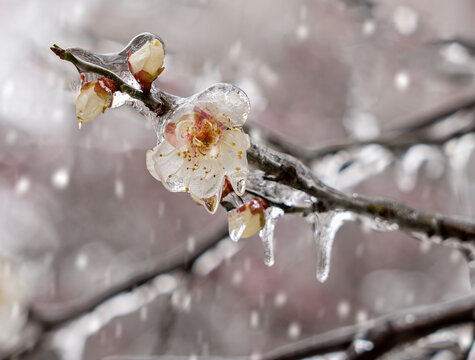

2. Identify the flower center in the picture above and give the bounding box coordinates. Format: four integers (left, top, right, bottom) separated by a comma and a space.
175, 107, 223, 156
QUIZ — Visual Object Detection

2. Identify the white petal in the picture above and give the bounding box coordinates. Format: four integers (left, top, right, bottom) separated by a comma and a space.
143, 40, 164, 75
129, 43, 150, 74
196, 83, 251, 126
217, 130, 250, 195
188, 157, 226, 201
146, 141, 187, 192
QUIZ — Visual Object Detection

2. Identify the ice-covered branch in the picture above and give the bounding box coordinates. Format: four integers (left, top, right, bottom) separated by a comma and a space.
51, 44, 169, 115
262, 294, 475, 360
247, 143, 475, 241
52, 43, 475, 242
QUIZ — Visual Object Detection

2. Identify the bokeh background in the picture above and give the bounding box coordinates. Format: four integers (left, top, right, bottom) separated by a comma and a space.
2, 0, 475, 359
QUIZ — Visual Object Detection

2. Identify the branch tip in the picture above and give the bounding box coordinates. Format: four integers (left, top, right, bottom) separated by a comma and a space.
50, 44, 67, 59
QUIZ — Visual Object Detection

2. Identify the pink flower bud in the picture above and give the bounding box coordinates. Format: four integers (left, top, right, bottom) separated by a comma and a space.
128, 39, 165, 92
76, 77, 117, 126
228, 198, 268, 240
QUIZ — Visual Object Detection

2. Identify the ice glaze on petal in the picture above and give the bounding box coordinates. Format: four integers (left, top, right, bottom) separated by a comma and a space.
196, 83, 251, 127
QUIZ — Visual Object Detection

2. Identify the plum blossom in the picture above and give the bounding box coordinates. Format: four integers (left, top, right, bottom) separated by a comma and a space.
128, 38, 165, 92
75, 77, 117, 127
146, 84, 251, 213
228, 198, 268, 241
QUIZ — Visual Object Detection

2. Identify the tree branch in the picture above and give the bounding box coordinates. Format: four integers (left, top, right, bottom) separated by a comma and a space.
247, 143, 475, 241
247, 93, 475, 161
29, 224, 229, 330
50, 45, 169, 115
262, 294, 475, 360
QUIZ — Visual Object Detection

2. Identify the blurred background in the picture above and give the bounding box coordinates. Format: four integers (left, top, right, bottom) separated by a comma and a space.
2, 0, 475, 359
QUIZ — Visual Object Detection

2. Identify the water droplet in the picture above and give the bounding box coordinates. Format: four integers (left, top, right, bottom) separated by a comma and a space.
337, 300, 351, 319
362, 20, 376, 36
394, 71, 410, 92
274, 292, 287, 308
75, 253, 88, 270
201, 194, 219, 214
235, 178, 246, 195
250, 310, 260, 329
114, 178, 124, 199
287, 322, 301, 339
232, 270, 243, 286
51, 168, 70, 189
258, 207, 284, 266
356, 310, 368, 323
296, 24, 309, 40
312, 211, 355, 282
393, 6, 418, 35
15, 177, 30, 195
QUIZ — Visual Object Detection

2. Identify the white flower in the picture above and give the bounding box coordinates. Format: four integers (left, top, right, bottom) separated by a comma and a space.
228, 198, 268, 240
76, 77, 116, 126
146, 84, 251, 213
128, 39, 165, 91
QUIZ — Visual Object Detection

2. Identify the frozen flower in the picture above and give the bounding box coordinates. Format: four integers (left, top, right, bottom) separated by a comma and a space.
228, 198, 268, 241
128, 38, 165, 92
0, 255, 30, 348
76, 77, 117, 127
147, 84, 251, 213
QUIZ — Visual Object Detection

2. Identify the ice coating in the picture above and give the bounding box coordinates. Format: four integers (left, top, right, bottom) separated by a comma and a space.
258, 207, 284, 266
396, 145, 445, 192
146, 83, 251, 211
313, 145, 394, 191
246, 171, 315, 208
68, 33, 165, 89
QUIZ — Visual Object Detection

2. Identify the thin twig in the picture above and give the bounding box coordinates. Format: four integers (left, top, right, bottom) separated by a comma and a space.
248, 94, 475, 161
50, 45, 168, 115
262, 294, 475, 360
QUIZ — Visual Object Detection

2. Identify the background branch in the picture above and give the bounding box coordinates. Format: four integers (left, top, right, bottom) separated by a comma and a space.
263, 294, 475, 360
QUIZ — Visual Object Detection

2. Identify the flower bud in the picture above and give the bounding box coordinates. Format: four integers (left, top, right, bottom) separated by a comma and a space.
228, 198, 268, 240
128, 39, 165, 92
76, 77, 117, 126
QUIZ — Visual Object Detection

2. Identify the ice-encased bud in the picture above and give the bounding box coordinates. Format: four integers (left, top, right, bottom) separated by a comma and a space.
76, 77, 117, 126
128, 39, 165, 91
228, 198, 268, 242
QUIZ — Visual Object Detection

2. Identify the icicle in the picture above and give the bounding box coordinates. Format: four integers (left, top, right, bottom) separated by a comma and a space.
312, 211, 355, 283
258, 207, 284, 266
